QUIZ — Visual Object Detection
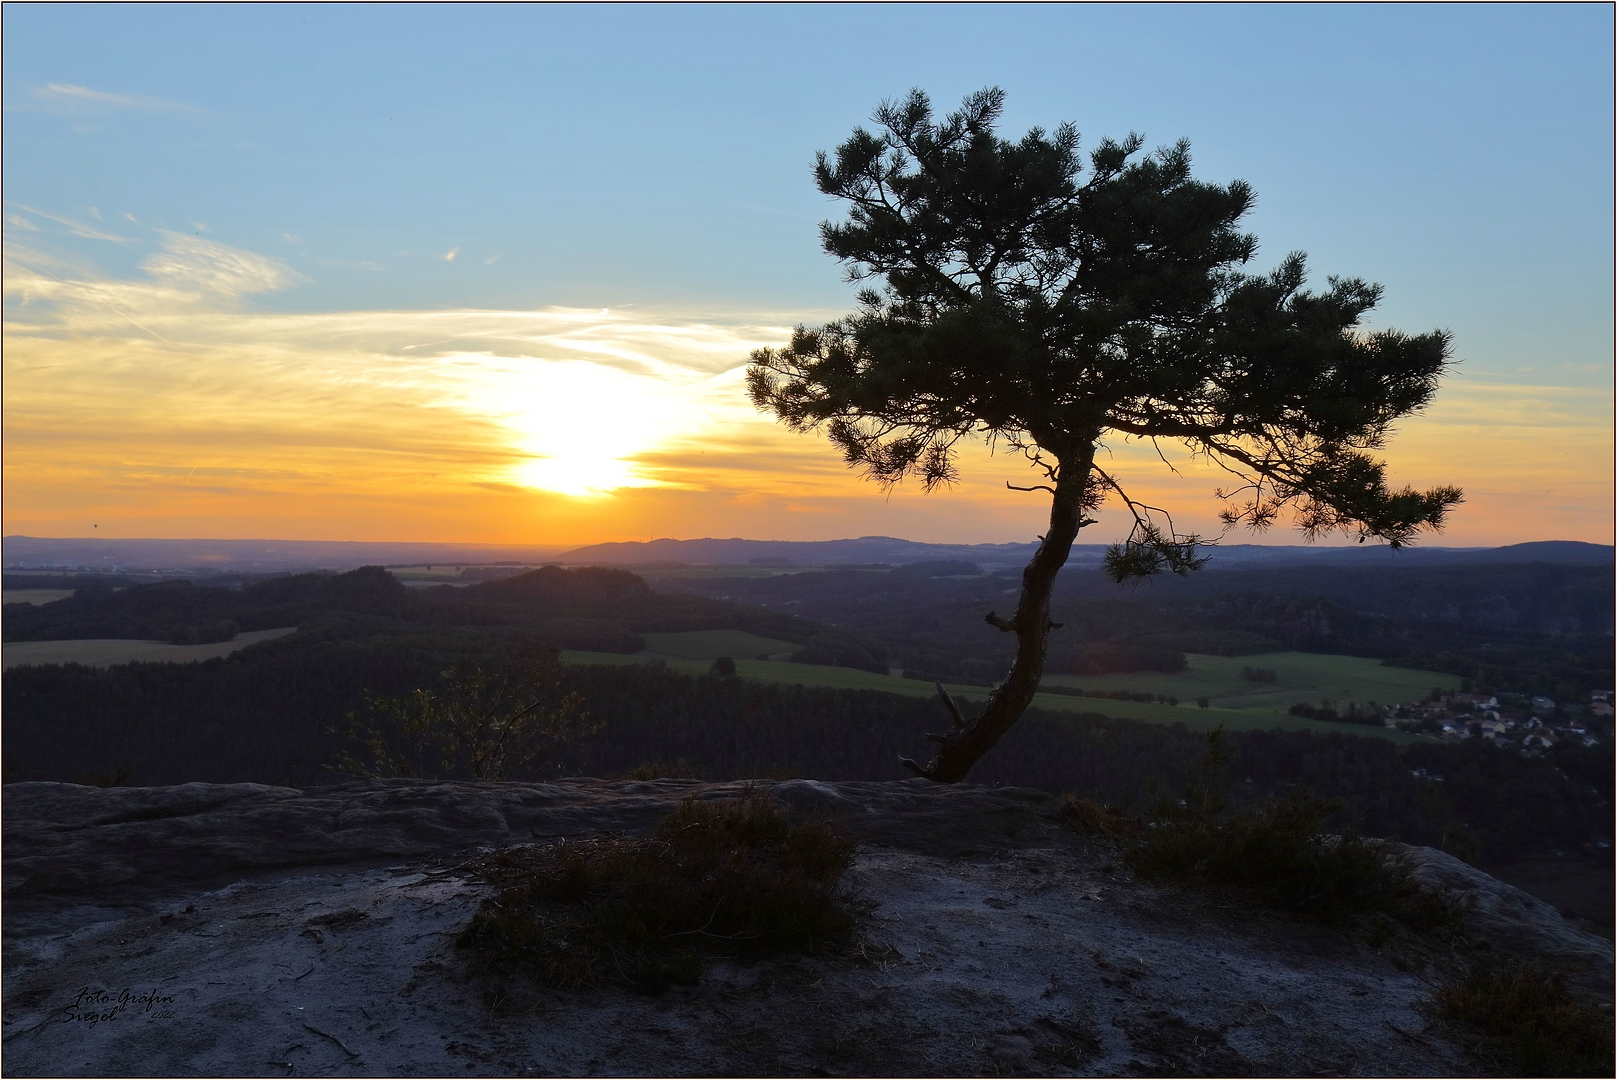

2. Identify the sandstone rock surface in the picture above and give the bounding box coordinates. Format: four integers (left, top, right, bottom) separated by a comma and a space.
3, 778, 1609, 1076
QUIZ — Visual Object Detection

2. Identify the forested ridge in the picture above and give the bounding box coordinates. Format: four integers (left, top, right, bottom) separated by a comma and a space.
1, 565, 884, 660
4, 563, 1610, 875
4, 630, 1607, 867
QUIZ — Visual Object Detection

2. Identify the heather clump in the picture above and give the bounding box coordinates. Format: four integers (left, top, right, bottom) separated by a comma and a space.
458, 790, 858, 995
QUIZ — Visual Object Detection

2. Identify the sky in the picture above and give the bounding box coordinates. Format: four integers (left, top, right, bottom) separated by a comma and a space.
4, 4, 1612, 548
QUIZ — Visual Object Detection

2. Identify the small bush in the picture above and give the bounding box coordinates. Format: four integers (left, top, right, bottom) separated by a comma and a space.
1081, 726, 1461, 928
457, 790, 858, 994
1240, 666, 1277, 684
1127, 791, 1435, 924
710, 656, 737, 678
1433, 960, 1614, 1077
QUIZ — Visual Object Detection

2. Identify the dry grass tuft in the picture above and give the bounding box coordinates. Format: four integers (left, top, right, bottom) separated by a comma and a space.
1059, 795, 1142, 841
1433, 960, 1614, 1077
457, 789, 858, 995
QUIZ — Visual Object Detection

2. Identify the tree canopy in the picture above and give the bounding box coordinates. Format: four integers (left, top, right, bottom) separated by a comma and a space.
748, 88, 1461, 782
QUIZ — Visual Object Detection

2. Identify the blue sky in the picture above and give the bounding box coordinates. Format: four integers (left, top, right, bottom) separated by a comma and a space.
3, 4, 1613, 544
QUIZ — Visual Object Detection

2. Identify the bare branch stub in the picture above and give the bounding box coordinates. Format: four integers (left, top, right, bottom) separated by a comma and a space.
935, 681, 967, 727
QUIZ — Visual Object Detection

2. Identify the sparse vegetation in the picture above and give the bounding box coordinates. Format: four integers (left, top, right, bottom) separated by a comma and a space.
1127, 789, 1450, 927
1432, 960, 1614, 1077
457, 791, 858, 995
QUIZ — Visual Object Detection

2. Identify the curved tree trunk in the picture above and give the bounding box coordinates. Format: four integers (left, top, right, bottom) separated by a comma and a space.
903, 442, 1097, 783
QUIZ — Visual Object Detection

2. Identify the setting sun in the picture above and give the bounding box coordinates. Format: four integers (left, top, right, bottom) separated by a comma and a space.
473, 357, 683, 497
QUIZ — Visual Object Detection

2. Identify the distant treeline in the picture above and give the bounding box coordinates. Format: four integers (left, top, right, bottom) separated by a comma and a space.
1384, 640, 1616, 705
0, 565, 886, 662
3, 633, 1606, 864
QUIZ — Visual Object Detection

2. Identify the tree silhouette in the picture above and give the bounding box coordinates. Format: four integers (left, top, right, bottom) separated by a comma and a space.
749, 88, 1462, 783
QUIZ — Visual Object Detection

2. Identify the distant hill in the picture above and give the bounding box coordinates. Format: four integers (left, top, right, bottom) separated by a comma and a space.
5, 533, 1609, 576
1, 536, 573, 574
557, 536, 1613, 570
556, 536, 1048, 569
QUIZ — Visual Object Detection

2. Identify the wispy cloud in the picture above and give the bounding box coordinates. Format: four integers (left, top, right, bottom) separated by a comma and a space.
443, 248, 459, 262
138, 231, 303, 297
5, 202, 132, 243
30, 83, 200, 114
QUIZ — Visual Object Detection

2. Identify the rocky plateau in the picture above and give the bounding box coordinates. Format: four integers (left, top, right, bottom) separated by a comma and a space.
3, 777, 1611, 1076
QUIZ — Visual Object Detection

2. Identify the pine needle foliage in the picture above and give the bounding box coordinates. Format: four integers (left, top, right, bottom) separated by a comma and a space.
748, 88, 1460, 782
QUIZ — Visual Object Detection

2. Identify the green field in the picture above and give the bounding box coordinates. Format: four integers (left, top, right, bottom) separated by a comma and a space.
562, 633, 1449, 744
2, 627, 298, 670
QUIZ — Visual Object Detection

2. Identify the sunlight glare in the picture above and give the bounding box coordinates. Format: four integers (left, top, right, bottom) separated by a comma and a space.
479, 357, 687, 497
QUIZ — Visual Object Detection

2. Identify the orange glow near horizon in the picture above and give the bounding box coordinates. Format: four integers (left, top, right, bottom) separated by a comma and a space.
3, 243, 1612, 550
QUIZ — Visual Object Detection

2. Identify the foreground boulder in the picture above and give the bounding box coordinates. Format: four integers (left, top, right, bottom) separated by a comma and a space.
3, 779, 1610, 1076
